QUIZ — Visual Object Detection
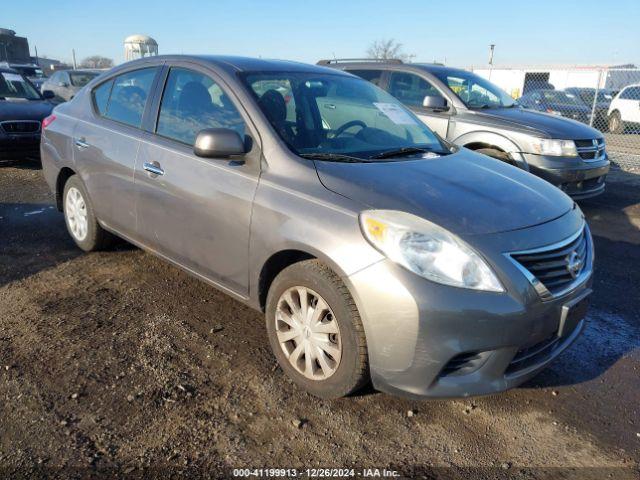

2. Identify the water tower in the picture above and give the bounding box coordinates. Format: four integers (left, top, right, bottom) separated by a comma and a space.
124, 34, 158, 61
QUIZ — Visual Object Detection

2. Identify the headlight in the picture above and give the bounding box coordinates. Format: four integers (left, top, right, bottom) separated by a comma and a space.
360, 210, 504, 292
528, 138, 578, 157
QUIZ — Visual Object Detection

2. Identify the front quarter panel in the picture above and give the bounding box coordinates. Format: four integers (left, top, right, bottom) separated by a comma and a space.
248, 157, 384, 309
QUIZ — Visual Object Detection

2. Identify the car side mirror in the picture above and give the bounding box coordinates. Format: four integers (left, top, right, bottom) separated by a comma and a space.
423, 95, 448, 111
42, 90, 55, 100
194, 128, 246, 158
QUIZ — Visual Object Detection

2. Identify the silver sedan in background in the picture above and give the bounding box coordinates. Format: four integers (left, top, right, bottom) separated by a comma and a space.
41, 69, 102, 103
40, 56, 593, 399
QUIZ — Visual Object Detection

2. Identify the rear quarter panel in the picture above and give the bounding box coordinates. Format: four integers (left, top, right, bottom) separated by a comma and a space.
40, 103, 78, 198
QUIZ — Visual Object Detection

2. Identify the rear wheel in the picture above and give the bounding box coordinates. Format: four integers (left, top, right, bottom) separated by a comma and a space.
63, 175, 113, 251
608, 111, 624, 134
265, 260, 369, 399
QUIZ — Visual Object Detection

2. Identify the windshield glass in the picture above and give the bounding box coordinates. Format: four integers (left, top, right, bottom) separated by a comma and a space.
69, 71, 99, 87
241, 72, 448, 161
432, 70, 516, 109
0, 72, 41, 100
14, 66, 44, 78
541, 90, 584, 106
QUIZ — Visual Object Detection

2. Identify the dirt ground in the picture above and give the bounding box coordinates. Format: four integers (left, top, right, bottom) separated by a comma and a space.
0, 160, 639, 479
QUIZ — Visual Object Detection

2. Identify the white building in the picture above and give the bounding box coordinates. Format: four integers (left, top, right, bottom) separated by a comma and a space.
124, 34, 158, 62
471, 64, 640, 99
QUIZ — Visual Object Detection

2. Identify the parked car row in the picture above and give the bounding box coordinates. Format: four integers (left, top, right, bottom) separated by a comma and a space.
320, 59, 610, 199
39, 55, 597, 400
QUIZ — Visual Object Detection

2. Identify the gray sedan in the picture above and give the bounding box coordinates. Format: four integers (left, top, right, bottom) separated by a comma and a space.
40, 55, 593, 399
41, 69, 101, 103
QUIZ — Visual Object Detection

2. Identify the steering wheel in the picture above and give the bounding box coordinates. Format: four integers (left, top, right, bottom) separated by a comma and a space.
333, 120, 367, 138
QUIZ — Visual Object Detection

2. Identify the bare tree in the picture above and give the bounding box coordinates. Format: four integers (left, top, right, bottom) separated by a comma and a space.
366, 39, 413, 61
80, 55, 114, 69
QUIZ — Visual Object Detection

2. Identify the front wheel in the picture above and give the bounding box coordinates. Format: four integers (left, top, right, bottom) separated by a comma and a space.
265, 260, 369, 399
63, 175, 113, 251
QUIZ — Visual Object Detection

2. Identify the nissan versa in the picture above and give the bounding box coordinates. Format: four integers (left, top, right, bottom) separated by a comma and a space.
41, 56, 593, 399
320, 59, 610, 199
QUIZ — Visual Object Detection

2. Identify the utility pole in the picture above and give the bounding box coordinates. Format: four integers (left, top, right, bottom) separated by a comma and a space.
488, 44, 495, 66
34, 45, 39, 65
72, 49, 77, 69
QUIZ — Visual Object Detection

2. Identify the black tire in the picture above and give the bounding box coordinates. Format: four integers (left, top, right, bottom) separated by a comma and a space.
62, 175, 113, 252
475, 148, 517, 166
608, 111, 624, 134
265, 260, 369, 399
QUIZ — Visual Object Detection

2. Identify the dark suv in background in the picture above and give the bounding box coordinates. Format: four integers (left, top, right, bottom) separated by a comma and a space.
320, 59, 610, 199
0, 66, 54, 160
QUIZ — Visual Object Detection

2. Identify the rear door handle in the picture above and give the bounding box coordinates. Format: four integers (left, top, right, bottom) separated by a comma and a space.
143, 162, 164, 176
74, 138, 90, 149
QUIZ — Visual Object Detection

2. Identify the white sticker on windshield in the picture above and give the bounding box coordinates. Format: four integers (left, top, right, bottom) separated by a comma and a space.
373, 102, 417, 125
1, 73, 25, 83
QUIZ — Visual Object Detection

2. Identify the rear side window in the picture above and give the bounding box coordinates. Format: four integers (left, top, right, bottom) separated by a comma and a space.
620, 87, 640, 100
93, 79, 113, 115
92, 67, 157, 127
348, 69, 384, 87
156, 67, 245, 146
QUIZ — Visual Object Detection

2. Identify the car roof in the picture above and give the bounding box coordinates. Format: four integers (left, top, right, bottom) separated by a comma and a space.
121, 55, 352, 76
66, 69, 102, 74
411, 64, 472, 76
318, 60, 471, 77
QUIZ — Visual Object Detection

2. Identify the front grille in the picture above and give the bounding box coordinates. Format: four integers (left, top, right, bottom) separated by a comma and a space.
575, 138, 605, 161
0, 121, 41, 134
509, 227, 590, 298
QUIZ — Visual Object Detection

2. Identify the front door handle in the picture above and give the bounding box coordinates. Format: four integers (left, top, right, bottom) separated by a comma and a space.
74, 138, 90, 149
143, 162, 164, 176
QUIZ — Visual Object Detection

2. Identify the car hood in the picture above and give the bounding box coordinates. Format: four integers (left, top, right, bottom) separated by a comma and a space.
460, 107, 602, 139
0, 99, 54, 122
315, 149, 574, 236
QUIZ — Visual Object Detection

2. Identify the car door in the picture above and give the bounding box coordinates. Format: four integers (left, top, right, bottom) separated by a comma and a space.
387, 71, 450, 137
46, 71, 63, 101
73, 66, 161, 236
134, 64, 260, 296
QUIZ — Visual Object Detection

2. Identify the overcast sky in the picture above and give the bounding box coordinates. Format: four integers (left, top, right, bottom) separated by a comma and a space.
5, 0, 640, 67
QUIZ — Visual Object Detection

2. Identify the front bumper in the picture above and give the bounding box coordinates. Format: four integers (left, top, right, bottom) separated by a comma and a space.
0, 134, 41, 159
524, 153, 610, 200
345, 208, 591, 398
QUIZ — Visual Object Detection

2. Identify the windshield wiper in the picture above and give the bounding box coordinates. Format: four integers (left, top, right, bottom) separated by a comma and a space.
370, 146, 438, 160
299, 153, 369, 163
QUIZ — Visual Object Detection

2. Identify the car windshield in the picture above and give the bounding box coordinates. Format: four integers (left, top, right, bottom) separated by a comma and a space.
69, 71, 99, 87
432, 70, 516, 109
0, 71, 41, 100
541, 90, 584, 106
241, 71, 449, 161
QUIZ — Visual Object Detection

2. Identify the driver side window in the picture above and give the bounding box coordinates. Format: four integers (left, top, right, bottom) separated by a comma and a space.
156, 68, 245, 146
388, 72, 443, 108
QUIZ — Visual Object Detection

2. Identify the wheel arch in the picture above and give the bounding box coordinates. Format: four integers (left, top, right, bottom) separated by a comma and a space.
55, 167, 76, 211
254, 241, 362, 313
455, 131, 528, 170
